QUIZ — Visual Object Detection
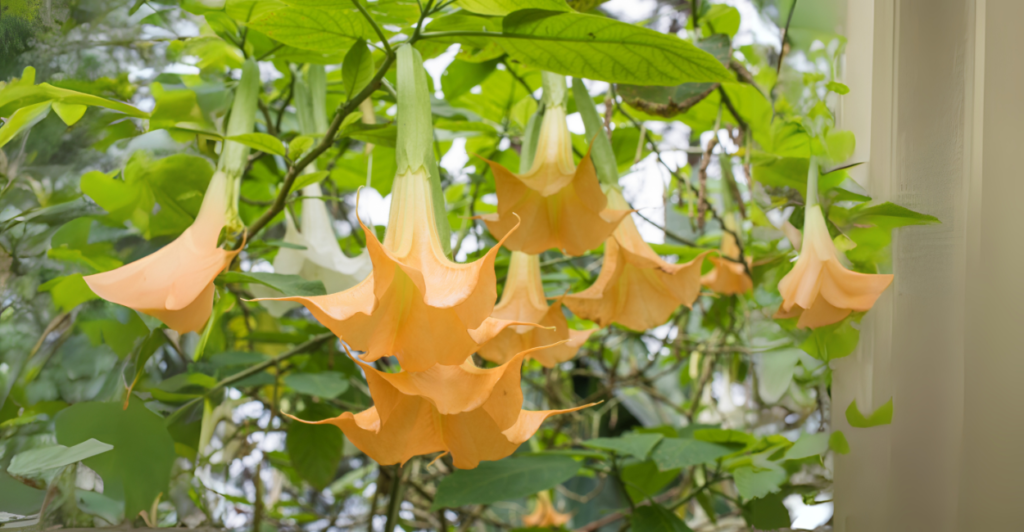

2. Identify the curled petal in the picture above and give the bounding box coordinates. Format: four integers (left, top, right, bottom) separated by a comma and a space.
701, 256, 753, 295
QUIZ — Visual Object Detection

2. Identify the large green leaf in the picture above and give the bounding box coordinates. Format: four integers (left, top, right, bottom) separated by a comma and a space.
742, 492, 791, 529
494, 10, 734, 85
732, 463, 786, 500
0, 67, 148, 118
582, 433, 663, 460
219, 271, 327, 297
0, 472, 45, 515
846, 398, 893, 428
249, 7, 367, 53
631, 504, 693, 531
7, 439, 114, 477
432, 455, 580, 509
616, 34, 729, 118
284, 372, 349, 399
55, 400, 176, 519
650, 438, 732, 471
287, 403, 344, 490
457, 0, 570, 16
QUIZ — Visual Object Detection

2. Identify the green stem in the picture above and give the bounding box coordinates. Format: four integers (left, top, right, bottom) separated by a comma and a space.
806, 155, 819, 209
541, 71, 567, 107
384, 464, 405, 532
351, 0, 392, 54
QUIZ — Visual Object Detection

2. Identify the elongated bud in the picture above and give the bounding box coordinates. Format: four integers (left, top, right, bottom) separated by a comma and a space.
395, 44, 451, 255
805, 156, 820, 209
219, 58, 260, 234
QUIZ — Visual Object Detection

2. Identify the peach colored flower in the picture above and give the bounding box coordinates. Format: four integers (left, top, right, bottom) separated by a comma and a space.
775, 205, 893, 328
479, 104, 628, 256
701, 218, 752, 295
565, 188, 708, 331
523, 491, 571, 528
83, 170, 239, 334
478, 251, 596, 367
257, 169, 530, 372
291, 348, 594, 469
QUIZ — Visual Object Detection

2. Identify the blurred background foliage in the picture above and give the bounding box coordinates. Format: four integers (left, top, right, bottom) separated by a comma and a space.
0, 0, 932, 530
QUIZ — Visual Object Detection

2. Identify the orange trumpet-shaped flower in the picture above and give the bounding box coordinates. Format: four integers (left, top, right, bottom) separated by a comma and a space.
257, 168, 528, 372
479, 251, 596, 367
701, 217, 753, 295
83, 171, 240, 334
775, 204, 893, 328
523, 491, 571, 528
564, 188, 708, 331
293, 348, 594, 469
480, 104, 629, 256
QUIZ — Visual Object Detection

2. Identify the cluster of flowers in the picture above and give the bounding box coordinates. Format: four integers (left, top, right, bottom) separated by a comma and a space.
81, 48, 894, 472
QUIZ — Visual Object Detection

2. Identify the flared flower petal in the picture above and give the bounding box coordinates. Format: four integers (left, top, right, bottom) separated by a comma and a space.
294, 349, 594, 469
479, 252, 596, 367
701, 256, 753, 295
776, 205, 893, 328
84, 171, 239, 334
253, 183, 373, 317
480, 105, 628, 256
523, 492, 571, 528
564, 189, 709, 331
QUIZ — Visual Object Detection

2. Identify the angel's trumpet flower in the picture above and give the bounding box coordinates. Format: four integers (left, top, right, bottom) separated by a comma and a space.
292, 347, 595, 469
775, 162, 892, 327
83, 60, 260, 334
564, 188, 708, 331
523, 491, 571, 528
255, 47, 531, 371
479, 251, 596, 367
701, 215, 753, 295
479, 73, 628, 256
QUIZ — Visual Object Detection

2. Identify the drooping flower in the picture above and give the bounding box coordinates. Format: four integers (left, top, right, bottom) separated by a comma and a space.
775, 203, 892, 328
478, 251, 596, 367
257, 168, 530, 372
479, 74, 628, 256
83, 59, 261, 334
523, 491, 571, 528
564, 188, 708, 331
252, 183, 372, 317
291, 348, 594, 469
83, 170, 240, 334
701, 216, 753, 295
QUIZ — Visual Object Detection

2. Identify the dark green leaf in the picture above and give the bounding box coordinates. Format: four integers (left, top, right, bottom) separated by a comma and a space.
631, 504, 693, 532
342, 40, 375, 97
432, 455, 580, 509
650, 438, 732, 471
743, 492, 791, 529
219, 271, 327, 297
0, 473, 45, 515
55, 399, 176, 518
496, 10, 734, 85
287, 404, 344, 490
621, 460, 678, 503
582, 433, 663, 460
284, 372, 349, 399
442, 58, 500, 100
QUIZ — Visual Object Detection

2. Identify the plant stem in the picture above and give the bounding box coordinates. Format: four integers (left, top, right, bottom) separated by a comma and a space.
384, 463, 405, 532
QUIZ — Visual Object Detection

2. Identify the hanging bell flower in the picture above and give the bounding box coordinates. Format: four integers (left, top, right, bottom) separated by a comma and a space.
523, 491, 571, 529
290, 347, 594, 469
255, 46, 532, 371
701, 215, 753, 295
84, 60, 260, 334
564, 188, 709, 331
253, 66, 371, 317
478, 251, 596, 367
479, 73, 628, 256
775, 160, 892, 328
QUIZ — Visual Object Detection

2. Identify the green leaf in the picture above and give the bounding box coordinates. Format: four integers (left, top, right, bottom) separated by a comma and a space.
228, 132, 286, 156
0, 100, 51, 148
55, 399, 176, 519
732, 464, 786, 500
289, 135, 315, 158
572, 77, 618, 185
800, 317, 859, 362
432, 455, 580, 510
290, 170, 330, 193
287, 403, 344, 490
694, 428, 755, 447
0, 472, 45, 515
847, 202, 940, 229
650, 438, 733, 471
442, 58, 500, 100
829, 431, 851, 454
495, 10, 734, 85
52, 102, 88, 126
617, 35, 728, 118
38, 273, 99, 312
846, 398, 893, 428
743, 492, 791, 529
631, 504, 693, 532
345, 123, 397, 148
7, 439, 114, 477
783, 432, 828, 461
342, 40, 375, 97
0, 78, 148, 119
219, 271, 327, 296
79, 311, 151, 358
284, 372, 349, 399
827, 81, 850, 94
699, 4, 741, 38
457, 0, 570, 16
582, 433, 663, 460
250, 7, 367, 53
621, 460, 679, 503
